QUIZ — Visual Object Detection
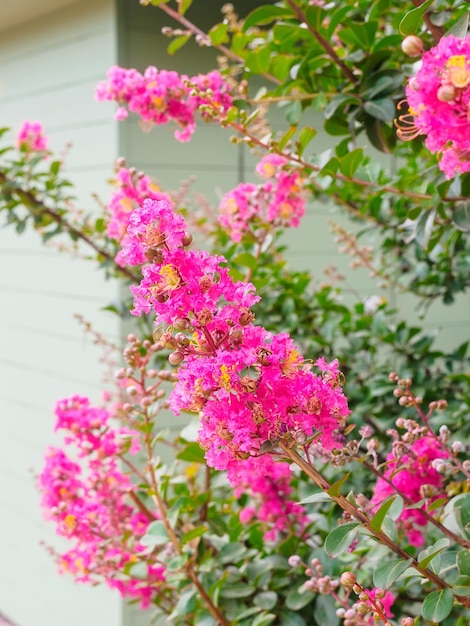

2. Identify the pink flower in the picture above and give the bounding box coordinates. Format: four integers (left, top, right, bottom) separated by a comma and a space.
404, 35, 470, 178
371, 436, 449, 546
122, 199, 350, 481
365, 588, 395, 619
106, 166, 170, 266
16, 121, 48, 152
38, 395, 162, 607
96, 65, 233, 142
219, 154, 306, 242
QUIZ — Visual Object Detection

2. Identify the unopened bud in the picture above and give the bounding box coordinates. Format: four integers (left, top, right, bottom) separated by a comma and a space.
340, 572, 357, 588
401, 35, 424, 57
182, 232, 193, 246
288, 555, 302, 567
168, 351, 184, 366
437, 84, 457, 102
452, 440, 465, 454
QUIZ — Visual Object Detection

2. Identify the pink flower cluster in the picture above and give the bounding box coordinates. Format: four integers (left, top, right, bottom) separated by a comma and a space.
39, 395, 164, 606
236, 456, 309, 541
371, 436, 449, 546
108, 166, 170, 244
16, 121, 48, 152
123, 198, 350, 482
219, 154, 307, 242
365, 588, 395, 620
404, 35, 470, 178
96, 65, 233, 142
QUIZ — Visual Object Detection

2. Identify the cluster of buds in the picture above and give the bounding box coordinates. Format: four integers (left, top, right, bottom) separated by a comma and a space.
288, 555, 340, 595
114, 333, 176, 418
339, 573, 394, 626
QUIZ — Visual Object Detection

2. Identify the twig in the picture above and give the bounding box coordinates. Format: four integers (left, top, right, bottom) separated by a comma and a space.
285, 0, 359, 86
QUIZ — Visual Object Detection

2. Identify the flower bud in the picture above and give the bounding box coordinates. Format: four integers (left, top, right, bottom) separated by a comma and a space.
182, 232, 193, 246
437, 84, 457, 102
401, 35, 424, 57
288, 555, 302, 568
168, 351, 185, 366
340, 571, 357, 588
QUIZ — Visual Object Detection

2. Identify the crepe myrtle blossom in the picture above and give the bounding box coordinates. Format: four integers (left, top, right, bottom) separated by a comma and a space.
400, 35, 470, 178
219, 154, 307, 242
107, 165, 170, 244
16, 121, 48, 152
96, 65, 233, 142
233, 455, 309, 541
123, 198, 350, 480
371, 436, 449, 546
39, 396, 164, 607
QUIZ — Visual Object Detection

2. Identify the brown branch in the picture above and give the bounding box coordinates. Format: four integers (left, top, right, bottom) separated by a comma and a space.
362, 459, 470, 549
156, 2, 281, 85
285, 0, 359, 86
0, 170, 139, 283
411, 0, 445, 44
279, 442, 470, 608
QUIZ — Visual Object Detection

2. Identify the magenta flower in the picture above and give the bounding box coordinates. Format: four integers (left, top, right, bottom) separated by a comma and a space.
371, 436, 449, 546
38, 395, 163, 606
16, 121, 48, 152
123, 198, 350, 481
403, 35, 470, 178
96, 65, 233, 142
219, 154, 307, 242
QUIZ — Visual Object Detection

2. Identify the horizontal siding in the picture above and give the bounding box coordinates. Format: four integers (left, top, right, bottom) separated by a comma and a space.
0, 1, 122, 626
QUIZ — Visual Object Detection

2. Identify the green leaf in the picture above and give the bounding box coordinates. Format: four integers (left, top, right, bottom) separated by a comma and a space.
453, 201, 470, 232
285, 585, 315, 610
176, 442, 205, 463
286, 100, 302, 125
314, 594, 340, 626
422, 588, 454, 622
167, 34, 191, 55
173, 589, 197, 617
278, 125, 297, 151
181, 525, 208, 545
299, 491, 332, 505
373, 558, 413, 589
233, 253, 258, 270
452, 575, 470, 595
178, 0, 192, 15
454, 493, 470, 536
220, 583, 256, 599
279, 610, 307, 626
399, 0, 435, 36
418, 538, 450, 571
324, 94, 360, 120
457, 550, 470, 576
297, 126, 317, 156
327, 472, 351, 497
370, 496, 401, 532
339, 148, 364, 178
209, 22, 229, 45
325, 522, 360, 558
363, 98, 396, 122
243, 5, 294, 32
447, 13, 469, 38
415, 207, 436, 249
246, 46, 271, 74
141, 520, 170, 547
252, 613, 276, 626
254, 591, 278, 610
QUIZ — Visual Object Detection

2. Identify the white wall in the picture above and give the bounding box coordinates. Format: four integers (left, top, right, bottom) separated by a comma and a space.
0, 1, 123, 625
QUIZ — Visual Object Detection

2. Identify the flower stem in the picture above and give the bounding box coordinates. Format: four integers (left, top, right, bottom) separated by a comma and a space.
279, 442, 470, 607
